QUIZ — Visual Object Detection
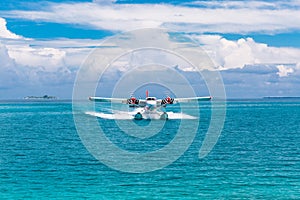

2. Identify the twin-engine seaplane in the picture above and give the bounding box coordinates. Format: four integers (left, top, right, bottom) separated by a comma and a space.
89, 91, 211, 120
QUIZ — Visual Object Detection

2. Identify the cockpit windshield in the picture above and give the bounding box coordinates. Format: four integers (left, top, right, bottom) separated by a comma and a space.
146, 97, 156, 101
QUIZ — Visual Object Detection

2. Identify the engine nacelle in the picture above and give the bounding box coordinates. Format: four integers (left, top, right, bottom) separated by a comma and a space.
161, 97, 174, 105
127, 97, 139, 105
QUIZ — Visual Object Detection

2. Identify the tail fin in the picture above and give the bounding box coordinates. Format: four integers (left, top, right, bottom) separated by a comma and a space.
146, 90, 149, 98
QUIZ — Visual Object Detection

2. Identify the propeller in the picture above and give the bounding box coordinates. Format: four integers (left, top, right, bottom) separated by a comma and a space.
127, 97, 139, 105
161, 96, 174, 105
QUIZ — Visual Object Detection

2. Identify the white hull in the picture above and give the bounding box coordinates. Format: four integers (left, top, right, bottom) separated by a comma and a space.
86, 110, 196, 120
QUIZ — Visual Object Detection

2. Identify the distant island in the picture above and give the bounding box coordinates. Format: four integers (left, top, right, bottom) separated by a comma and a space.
24, 95, 57, 100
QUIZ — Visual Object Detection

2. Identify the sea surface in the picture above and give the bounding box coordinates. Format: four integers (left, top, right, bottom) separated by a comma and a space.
1, 99, 299, 199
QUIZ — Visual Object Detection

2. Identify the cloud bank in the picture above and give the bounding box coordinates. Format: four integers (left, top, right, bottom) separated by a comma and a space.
0, 0, 300, 98
2, 1, 300, 34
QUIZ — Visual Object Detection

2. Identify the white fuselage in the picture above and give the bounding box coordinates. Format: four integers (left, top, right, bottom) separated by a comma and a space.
133, 107, 164, 119
132, 97, 166, 120
145, 99, 157, 111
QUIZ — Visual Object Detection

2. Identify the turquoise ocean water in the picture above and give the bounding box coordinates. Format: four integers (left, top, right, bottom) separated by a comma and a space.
1, 100, 299, 199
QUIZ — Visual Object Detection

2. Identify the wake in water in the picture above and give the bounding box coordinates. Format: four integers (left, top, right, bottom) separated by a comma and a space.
85, 111, 196, 120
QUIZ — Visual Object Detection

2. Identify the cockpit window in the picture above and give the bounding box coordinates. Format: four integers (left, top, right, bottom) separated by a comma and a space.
146, 97, 156, 101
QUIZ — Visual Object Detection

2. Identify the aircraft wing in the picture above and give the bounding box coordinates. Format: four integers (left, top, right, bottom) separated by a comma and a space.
89, 96, 147, 106
173, 96, 211, 103
89, 97, 128, 103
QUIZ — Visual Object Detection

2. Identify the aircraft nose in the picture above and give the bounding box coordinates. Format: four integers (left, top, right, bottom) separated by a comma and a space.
148, 101, 156, 106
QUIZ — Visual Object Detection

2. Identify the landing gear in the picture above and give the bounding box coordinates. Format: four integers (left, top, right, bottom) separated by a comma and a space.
160, 112, 168, 120
134, 112, 143, 120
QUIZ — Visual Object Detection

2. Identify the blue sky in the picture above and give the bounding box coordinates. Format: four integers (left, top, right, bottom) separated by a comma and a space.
0, 0, 300, 99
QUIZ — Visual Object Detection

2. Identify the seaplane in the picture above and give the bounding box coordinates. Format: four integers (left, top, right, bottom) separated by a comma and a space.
89, 91, 211, 120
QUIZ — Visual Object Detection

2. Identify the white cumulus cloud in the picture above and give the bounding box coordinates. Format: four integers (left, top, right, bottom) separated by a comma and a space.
0, 18, 23, 39
8, 45, 66, 72
276, 65, 294, 77
195, 35, 300, 69
0, 17, 92, 92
